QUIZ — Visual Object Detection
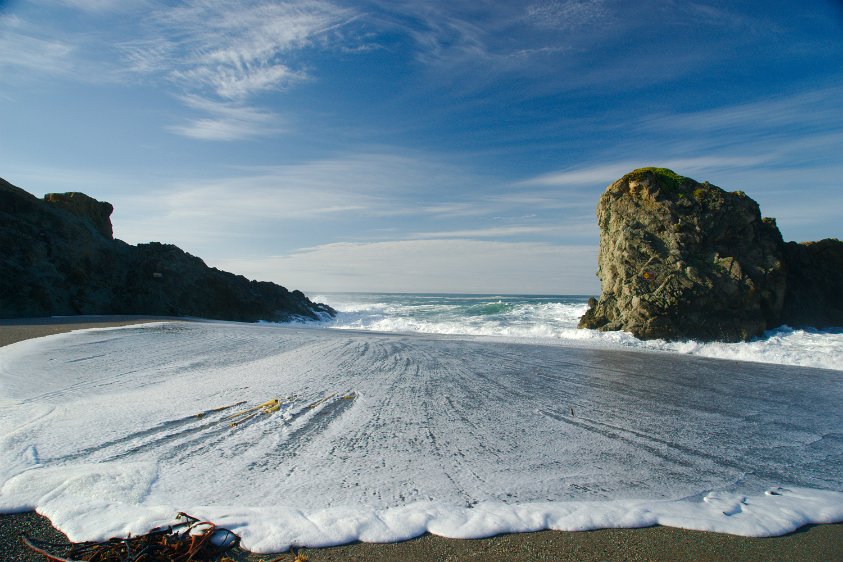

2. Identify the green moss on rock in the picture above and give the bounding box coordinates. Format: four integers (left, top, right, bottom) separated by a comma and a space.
628, 167, 689, 192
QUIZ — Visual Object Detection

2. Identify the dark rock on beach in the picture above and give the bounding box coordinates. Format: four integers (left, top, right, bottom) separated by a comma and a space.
579, 168, 842, 342
780, 238, 843, 328
0, 177, 334, 321
42, 191, 114, 239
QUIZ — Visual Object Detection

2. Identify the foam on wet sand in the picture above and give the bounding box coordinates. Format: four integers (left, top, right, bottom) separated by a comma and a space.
1, 320, 841, 553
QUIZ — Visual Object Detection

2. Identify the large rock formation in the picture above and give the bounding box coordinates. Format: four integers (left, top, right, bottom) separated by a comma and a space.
578, 168, 843, 342
780, 239, 843, 327
43, 192, 114, 239
0, 177, 334, 322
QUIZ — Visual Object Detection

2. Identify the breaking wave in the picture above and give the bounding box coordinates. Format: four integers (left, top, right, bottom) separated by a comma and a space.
311, 293, 843, 371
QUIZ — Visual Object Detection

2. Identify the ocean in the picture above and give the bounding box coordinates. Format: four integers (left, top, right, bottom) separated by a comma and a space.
312, 293, 843, 371
0, 298, 841, 552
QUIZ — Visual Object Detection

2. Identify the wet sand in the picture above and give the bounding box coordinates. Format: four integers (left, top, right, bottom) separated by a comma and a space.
1, 316, 841, 561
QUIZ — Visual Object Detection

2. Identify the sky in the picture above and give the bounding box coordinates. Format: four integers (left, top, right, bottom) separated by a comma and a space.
1, 0, 842, 295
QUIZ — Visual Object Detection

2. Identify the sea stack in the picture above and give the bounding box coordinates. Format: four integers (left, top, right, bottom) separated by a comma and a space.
578, 168, 843, 342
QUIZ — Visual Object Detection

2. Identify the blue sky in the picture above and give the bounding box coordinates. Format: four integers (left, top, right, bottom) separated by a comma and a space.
2, 1, 842, 294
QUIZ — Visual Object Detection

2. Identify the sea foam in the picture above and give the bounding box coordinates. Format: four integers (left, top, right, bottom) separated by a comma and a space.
1, 321, 841, 551
313, 293, 843, 371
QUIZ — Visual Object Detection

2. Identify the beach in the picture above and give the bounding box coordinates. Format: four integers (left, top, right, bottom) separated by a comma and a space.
1, 317, 841, 561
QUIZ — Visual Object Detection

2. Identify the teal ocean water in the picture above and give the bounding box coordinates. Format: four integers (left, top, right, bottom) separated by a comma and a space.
313, 293, 590, 338
310, 292, 843, 371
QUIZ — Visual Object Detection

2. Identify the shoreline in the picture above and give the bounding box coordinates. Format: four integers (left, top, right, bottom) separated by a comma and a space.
1, 316, 841, 561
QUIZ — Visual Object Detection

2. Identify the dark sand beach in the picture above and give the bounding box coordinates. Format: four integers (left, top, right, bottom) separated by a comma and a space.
1, 317, 841, 561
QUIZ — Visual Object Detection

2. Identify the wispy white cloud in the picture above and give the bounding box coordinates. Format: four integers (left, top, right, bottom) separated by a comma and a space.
362, 0, 755, 96
116, 37, 179, 75
519, 162, 639, 188
416, 202, 491, 219
175, 64, 303, 100
412, 225, 556, 239
13, 0, 359, 139
0, 15, 75, 77
642, 85, 843, 134
114, 150, 499, 246
166, 117, 273, 141
410, 223, 595, 240
151, 0, 350, 100
519, 156, 777, 188
490, 191, 593, 209
511, 84, 843, 243
370, 3, 541, 82
525, 0, 608, 30
58, 0, 146, 12
128, 0, 357, 139
210, 239, 599, 294
120, 165, 374, 235
166, 95, 284, 141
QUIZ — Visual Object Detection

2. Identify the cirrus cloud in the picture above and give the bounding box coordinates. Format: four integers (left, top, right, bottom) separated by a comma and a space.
211, 239, 600, 294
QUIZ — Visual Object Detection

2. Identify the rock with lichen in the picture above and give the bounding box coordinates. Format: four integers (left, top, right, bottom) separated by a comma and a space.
578, 168, 788, 342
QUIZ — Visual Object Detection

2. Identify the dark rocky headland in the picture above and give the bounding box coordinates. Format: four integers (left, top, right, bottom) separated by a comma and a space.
579, 168, 843, 342
0, 177, 334, 321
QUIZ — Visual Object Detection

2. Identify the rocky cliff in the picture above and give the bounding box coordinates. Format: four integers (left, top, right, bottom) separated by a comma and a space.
578, 168, 843, 342
0, 177, 334, 321
780, 238, 843, 328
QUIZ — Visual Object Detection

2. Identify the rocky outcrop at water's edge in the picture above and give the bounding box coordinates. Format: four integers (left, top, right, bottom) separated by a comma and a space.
0, 177, 335, 321
578, 168, 842, 342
